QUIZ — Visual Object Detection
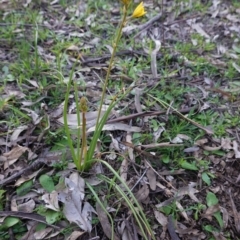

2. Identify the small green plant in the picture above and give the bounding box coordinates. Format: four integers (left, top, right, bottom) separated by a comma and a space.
63, 0, 146, 171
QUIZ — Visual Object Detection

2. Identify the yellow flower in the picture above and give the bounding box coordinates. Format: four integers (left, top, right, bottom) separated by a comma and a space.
121, 0, 130, 6
132, 2, 146, 18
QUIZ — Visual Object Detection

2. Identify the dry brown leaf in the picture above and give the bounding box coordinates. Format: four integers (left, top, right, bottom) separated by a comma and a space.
42, 191, 60, 211
202, 204, 220, 221
109, 134, 120, 151
57, 111, 105, 128
21, 97, 45, 107
17, 199, 35, 213
176, 201, 189, 221
191, 23, 210, 39
85, 162, 103, 186
146, 168, 156, 191
174, 184, 199, 202
212, 232, 227, 240
96, 202, 120, 240
120, 157, 128, 182
88, 123, 141, 133
153, 127, 165, 142
58, 173, 95, 232
229, 190, 240, 233
10, 125, 28, 142
15, 169, 42, 186
126, 133, 134, 162
66, 231, 85, 240
220, 206, 229, 229
134, 87, 143, 113
21, 108, 43, 125
134, 184, 149, 203
221, 137, 232, 150
154, 210, 168, 226
33, 227, 53, 240
3, 145, 28, 169
233, 140, 240, 158
195, 138, 208, 146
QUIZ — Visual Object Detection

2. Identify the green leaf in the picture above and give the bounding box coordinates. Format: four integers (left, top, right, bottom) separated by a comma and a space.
36, 223, 47, 231
162, 155, 170, 164
16, 180, 33, 196
206, 192, 218, 207
39, 174, 55, 193
45, 210, 62, 224
203, 224, 215, 233
0, 217, 19, 230
233, 45, 240, 54
0, 189, 6, 199
180, 160, 198, 170
214, 211, 224, 228
160, 205, 172, 215
202, 172, 211, 186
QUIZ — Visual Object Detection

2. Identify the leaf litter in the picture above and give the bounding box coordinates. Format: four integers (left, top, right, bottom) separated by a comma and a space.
0, 0, 240, 239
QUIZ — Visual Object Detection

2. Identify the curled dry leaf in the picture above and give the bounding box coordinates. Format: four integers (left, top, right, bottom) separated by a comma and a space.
42, 191, 60, 211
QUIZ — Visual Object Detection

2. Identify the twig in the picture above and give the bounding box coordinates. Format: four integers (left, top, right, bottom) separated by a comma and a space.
107, 106, 197, 124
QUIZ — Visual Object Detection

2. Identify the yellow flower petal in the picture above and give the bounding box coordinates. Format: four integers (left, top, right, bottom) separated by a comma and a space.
132, 2, 146, 18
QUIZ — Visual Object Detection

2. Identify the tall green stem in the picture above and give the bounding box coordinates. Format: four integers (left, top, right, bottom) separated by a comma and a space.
95, 6, 128, 126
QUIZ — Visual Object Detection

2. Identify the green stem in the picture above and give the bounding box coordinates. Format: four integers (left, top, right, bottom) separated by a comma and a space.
95, 7, 128, 127
73, 82, 81, 170
79, 111, 87, 168
63, 63, 79, 169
